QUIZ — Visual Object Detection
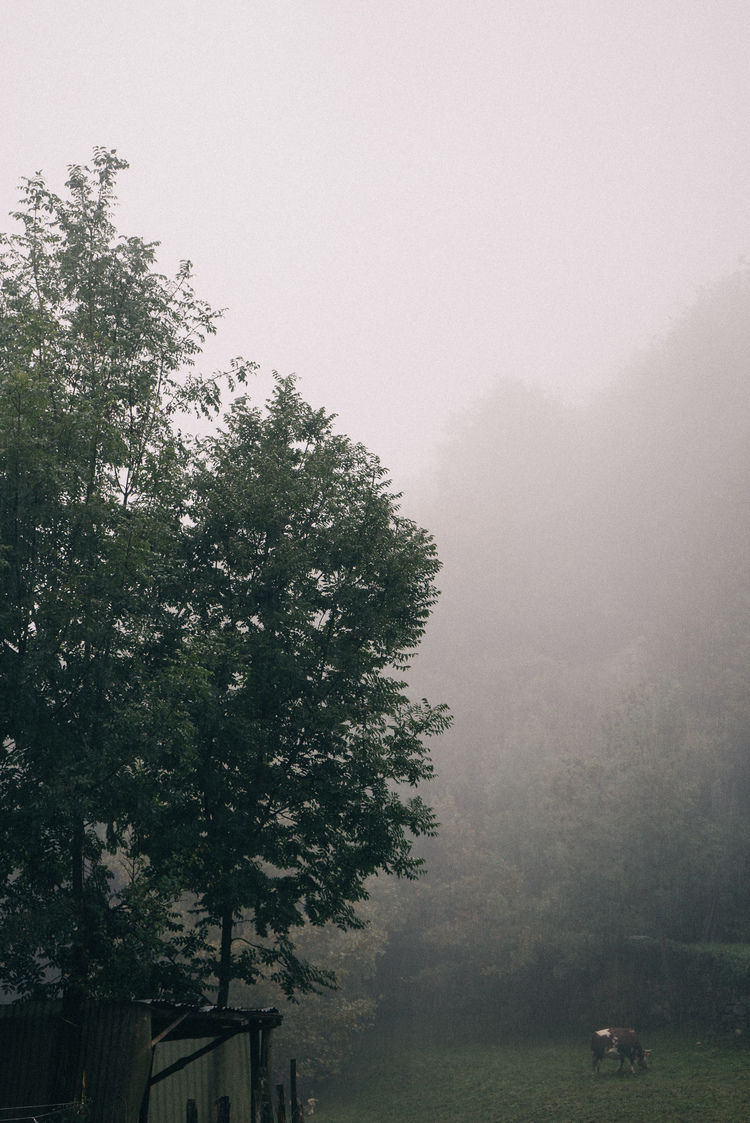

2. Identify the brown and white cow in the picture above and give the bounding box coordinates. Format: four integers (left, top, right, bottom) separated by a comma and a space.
591, 1028, 650, 1074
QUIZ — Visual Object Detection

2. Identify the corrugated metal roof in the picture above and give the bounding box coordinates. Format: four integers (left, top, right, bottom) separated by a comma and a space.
142, 1001, 282, 1041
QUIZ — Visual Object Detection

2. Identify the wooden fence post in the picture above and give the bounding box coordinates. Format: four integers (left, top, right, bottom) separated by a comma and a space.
276, 1084, 286, 1123
260, 1028, 274, 1123
249, 1026, 261, 1123
186, 1098, 198, 1123
290, 1060, 299, 1123
215, 1095, 230, 1123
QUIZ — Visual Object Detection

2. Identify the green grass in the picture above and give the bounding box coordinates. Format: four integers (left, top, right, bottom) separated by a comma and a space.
312, 1023, 750, 1123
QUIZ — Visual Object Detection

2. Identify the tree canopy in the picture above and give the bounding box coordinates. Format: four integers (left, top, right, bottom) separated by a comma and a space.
0, 149, 448, 1008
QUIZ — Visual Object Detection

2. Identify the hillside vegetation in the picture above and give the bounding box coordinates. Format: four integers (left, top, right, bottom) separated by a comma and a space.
267, 266, 750, 1077
373, 267, 750, 1033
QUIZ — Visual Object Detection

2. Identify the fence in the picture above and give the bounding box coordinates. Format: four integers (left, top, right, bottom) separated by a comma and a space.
182, 1059, 305, 1123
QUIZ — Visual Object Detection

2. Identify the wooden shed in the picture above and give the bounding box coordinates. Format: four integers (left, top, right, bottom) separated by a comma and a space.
0, 1000, 283, 1122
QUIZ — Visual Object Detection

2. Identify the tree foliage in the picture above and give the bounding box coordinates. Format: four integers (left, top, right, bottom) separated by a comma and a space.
0, 151, 448, 1007
137, 379, 449, 1002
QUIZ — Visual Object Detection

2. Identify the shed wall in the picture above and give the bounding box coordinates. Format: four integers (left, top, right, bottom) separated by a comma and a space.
0, 1003, 152, 1123
148, 1033, 253, 1123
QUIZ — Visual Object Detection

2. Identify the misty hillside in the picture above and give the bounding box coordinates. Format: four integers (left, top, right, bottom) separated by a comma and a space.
256, 266, 750, 1078
374, 265, 750, 1032
416, 266, 750, 764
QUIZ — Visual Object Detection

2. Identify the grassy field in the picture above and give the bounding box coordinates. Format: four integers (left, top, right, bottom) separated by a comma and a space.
312, 1022, 750, 1123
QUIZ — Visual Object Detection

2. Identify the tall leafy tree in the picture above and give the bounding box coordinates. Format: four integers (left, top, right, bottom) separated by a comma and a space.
0, 152, 448, 1017
139, 379, 449, 1005
0, 149, 239, 1003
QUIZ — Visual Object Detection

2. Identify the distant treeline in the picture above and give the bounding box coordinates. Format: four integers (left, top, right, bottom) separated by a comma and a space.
385, 265, 750, 1031
268, 266, 750, 1074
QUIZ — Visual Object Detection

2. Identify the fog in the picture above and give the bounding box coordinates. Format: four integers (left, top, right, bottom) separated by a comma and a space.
4, 0, 750, 1056
370, 264, 750, 1039
413, 266, 750, 765
4, 1, 750, 485
262, 256, 750, 1066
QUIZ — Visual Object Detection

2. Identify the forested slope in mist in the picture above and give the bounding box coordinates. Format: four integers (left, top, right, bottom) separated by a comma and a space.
265, 268, 750, 1076
377, 266, 750, 1031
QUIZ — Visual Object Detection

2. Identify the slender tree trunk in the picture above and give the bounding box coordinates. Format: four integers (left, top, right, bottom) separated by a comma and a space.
52, 820, 88, 1105
659, 932, 678, 1023
217, 905, 233, 1008
70, 818, 89, 995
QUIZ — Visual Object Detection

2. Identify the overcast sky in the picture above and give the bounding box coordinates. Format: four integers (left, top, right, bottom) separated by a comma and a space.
3, 0, 750, 486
